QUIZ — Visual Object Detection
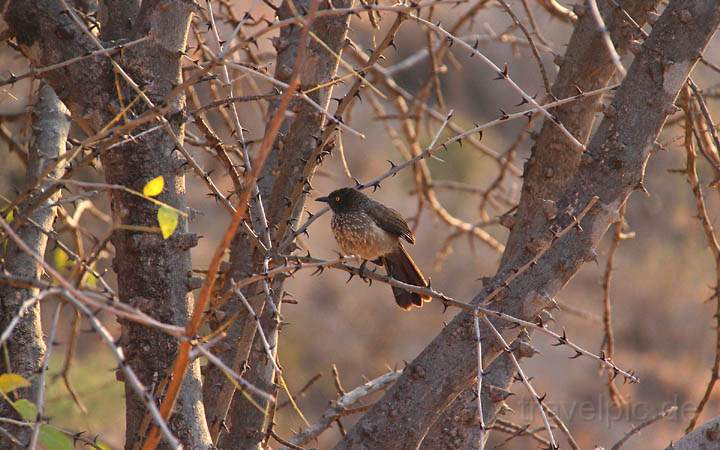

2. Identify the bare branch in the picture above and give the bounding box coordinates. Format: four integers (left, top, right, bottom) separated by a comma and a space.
612, 405, 677, 450
285, 371, 402, 447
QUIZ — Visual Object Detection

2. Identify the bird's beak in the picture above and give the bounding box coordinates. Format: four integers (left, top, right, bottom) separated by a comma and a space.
315, 196, 330, 203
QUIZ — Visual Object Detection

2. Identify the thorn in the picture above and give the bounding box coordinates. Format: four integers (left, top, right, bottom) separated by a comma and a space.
493, 63, 509, 80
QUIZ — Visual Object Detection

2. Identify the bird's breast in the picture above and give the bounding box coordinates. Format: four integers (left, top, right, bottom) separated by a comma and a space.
331, 212, 397, 260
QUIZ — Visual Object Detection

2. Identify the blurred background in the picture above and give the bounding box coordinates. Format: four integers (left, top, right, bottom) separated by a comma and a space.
2, 1, 720, 448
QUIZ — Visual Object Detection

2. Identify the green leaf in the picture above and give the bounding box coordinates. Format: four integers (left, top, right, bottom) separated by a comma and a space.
39, 425, 73, 450
13, 398, 37, 422
0, 373, 30, 394
157, 206, 178, 239
6, 209, 13, 223
143, 175, 164, 197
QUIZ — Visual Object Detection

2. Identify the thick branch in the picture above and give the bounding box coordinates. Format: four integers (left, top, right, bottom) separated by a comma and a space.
662, 415, 720, 450
335, 1, 720, 448
98, 0, 141, 40
502, 0, 658, 268
0, 84, 69, 450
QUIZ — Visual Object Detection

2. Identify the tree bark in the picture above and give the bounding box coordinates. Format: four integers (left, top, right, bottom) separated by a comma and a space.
98, 0, 140, 41
663, 415, 720, 450
334, 1, 720, 448
0, 84, 69, 450
423, 0, 659, 446
3, 2, 212, 448
500, 0, 657, 268
419, 334, 534, 450
107, 4, 211, 449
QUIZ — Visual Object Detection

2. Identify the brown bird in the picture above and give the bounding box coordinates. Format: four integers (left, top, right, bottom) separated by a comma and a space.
316, 188, 430, 309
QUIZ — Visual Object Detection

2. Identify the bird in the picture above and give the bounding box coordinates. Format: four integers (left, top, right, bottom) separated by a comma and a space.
316, 187, 431, 310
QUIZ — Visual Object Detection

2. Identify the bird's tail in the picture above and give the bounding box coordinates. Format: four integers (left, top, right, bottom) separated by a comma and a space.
381, 243, 431, 310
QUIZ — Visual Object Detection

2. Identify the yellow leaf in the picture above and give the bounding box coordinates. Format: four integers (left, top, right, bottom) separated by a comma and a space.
157, 206, 178, 239
6, 209, 13, 223
53, 248, 69, 270
82, 271, 97, 288
0, 373, 30, 394
143, 175, 164, 197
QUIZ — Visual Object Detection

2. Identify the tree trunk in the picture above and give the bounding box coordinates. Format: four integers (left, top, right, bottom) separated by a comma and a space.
0, 84, 69, 450
3, 2, 212, 448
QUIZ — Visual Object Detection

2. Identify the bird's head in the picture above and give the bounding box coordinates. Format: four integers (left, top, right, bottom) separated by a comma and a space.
316, 187, 369, 213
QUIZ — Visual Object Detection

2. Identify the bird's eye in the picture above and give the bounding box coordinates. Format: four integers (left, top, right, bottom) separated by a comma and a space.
335, 196, 341, 202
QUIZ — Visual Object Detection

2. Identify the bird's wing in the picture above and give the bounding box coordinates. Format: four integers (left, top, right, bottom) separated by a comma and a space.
367, 201, 415, 244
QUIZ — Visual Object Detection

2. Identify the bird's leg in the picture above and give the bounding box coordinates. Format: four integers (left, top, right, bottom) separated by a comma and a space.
359, 259, 370, 280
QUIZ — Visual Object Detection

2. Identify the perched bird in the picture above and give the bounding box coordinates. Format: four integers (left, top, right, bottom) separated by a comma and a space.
316, 187, 430, 309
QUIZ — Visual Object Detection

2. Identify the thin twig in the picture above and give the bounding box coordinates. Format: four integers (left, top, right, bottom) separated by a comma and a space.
601, 201, 629, 406
586, 0, 626, 76
0, 36, 151, 87
28, 302, 62, 450
495, 0, 551, 95
611, 406, 678, 450
192, 344, 275, 402
682, 87, 720, 432
411, 13, 585, 150
473, 314, 486, 449
481, 315, 557, 449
